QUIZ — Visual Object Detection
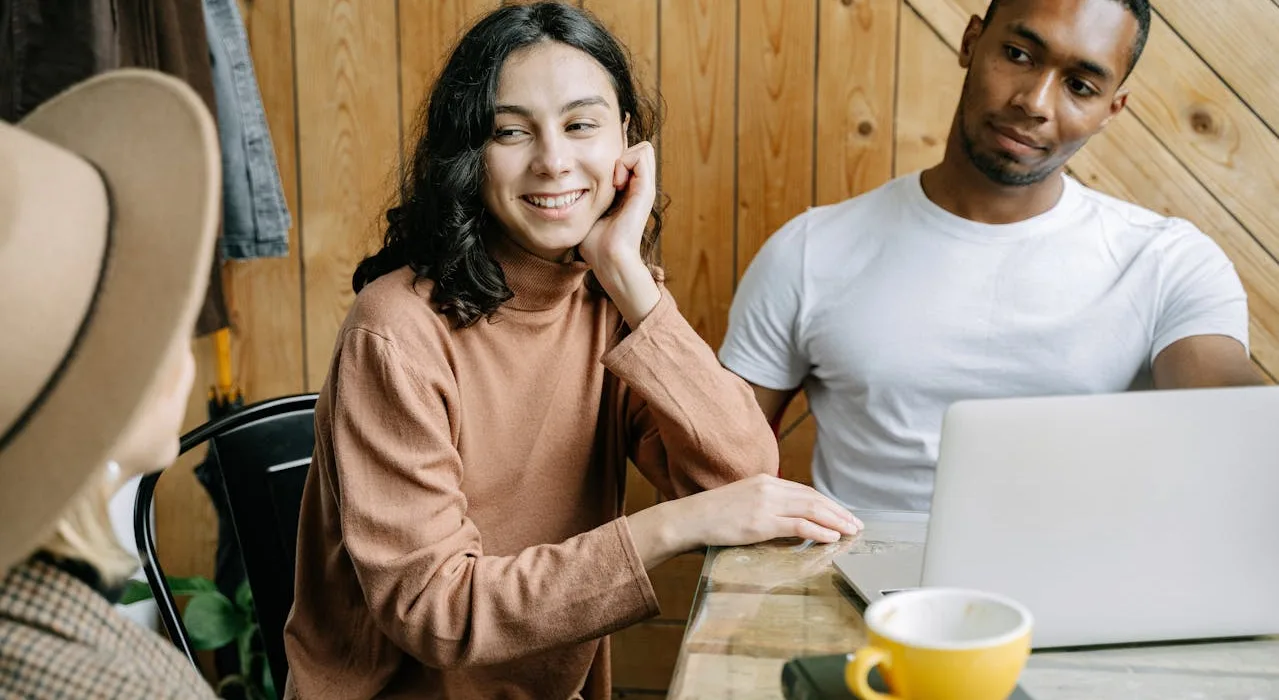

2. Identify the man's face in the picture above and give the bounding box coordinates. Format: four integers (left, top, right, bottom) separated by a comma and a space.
955, 0, 1136, 186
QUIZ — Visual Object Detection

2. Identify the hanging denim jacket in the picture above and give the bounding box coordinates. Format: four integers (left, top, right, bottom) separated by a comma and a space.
204, 0, 291, 260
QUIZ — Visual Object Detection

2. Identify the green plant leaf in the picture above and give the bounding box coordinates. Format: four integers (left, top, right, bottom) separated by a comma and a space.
166, 575, 219, 597
120, 580, 154, 605
119, 575, 219, 606
183, 591, 248, 650
237, 624, 256, 686
261, 653, 277, 700
235, 578, 254, 612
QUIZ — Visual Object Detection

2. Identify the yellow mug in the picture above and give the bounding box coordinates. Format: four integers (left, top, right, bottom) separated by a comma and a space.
845, 588, 1033, 700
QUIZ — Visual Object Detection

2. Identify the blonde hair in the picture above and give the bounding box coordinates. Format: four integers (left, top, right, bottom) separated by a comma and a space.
39, 465, 139, 584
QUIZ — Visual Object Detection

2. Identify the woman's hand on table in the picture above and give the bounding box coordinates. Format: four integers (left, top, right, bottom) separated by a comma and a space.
627, 474, 864, 569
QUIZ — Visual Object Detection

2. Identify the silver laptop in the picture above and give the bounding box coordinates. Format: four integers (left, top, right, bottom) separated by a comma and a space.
834, 386, 1279, 649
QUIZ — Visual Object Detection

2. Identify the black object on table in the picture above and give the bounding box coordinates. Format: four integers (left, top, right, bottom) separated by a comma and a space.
781, 653, 1035, 700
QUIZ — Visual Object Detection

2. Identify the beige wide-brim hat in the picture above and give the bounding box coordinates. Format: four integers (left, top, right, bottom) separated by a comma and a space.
0, 70, 220, 572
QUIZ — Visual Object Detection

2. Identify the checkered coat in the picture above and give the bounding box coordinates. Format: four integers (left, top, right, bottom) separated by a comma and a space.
0, 558, 218, 699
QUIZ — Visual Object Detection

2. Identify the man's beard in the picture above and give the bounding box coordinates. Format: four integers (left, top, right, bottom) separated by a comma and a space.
956, 82, 1057, 187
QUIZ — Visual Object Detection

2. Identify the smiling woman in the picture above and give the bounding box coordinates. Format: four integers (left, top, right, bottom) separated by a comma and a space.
352, 3, 662, 329
484, 62, 625, 253
481, 41, 665, 325
282, 3, 859, 699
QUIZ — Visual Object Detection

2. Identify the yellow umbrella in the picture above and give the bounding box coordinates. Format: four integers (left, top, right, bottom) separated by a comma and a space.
208, 327, 243, 418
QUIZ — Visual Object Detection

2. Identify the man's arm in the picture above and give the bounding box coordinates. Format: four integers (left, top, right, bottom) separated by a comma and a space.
719, 211, 812, 436
1152, 335, 1265, 389
748, 382, 799, 434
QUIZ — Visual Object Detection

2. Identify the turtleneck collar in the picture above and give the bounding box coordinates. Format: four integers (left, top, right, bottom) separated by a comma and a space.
488, 234, 590, 312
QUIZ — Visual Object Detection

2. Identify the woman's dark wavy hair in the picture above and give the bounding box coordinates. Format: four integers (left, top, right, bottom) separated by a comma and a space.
353, 1, 664, 328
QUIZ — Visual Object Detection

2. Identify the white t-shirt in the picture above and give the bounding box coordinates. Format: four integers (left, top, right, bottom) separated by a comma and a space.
719, 172, 1249, 512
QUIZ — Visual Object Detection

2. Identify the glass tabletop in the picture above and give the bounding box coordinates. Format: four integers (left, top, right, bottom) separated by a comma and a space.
668, 511, 928, 698
665, 510, 1279, 700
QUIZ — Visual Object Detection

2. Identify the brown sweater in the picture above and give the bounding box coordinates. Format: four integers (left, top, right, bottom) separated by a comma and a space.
282, 238, 779, 699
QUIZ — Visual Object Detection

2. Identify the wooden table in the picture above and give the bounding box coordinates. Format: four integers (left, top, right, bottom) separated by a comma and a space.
668, 532, 1279, 699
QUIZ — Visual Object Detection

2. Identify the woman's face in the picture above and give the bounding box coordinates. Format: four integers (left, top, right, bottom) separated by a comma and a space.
481, 41, 628, 262
114, 342, 196, 476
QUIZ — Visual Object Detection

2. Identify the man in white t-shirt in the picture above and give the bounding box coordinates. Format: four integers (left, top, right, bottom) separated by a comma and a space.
719, 0, 1263, 512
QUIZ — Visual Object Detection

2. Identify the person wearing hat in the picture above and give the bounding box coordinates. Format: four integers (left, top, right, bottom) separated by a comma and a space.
0, 70, 222, 699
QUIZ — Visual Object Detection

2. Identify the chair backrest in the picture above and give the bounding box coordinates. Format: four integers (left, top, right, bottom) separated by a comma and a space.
134, 471, 197, 666
207, 394, 316, 694
135, 393, 317, 693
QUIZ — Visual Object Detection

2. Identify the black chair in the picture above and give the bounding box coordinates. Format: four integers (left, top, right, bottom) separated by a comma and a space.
134, 393, 318, 693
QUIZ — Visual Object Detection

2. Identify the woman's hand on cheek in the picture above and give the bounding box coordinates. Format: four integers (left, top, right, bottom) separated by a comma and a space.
579, 141, 661, 327
579, 141, 655, 269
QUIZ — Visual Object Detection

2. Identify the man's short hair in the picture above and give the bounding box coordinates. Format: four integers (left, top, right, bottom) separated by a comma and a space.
981, 0, 1152, 79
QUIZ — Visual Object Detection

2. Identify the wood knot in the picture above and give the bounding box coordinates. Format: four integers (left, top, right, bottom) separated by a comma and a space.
857, 120, 874, 136
1189, 109, 1217, 136
841, 0, 855, 6
922, 135, 937, 146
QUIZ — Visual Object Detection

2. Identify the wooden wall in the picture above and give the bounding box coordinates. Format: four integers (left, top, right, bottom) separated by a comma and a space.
156, 0, 1279, 695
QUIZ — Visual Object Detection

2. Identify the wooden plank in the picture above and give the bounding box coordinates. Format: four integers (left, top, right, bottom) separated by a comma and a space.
894, 4, 964, 175
1125, 12, 1279, 259
582, 0, 659, 96
939, 0, 1279, 264
779, 412, 815, 486
1157, 0, 1279, 139
816, 0, 898, 205
649, 552, 706, 622
229, 0, 306, 401
1255, 361, 1275, 384
659, 0, 737, 346
611, 622, 686, 691
155, 336, 221, 583
736, 0, 816, 275
776, 393, 814, 484
399, 0, 497, 156
296, 0, 402, 390
623, 461, 658, 514
908, 0, 1279, 377
778, 392, 810, 437
903, 0, 969, 40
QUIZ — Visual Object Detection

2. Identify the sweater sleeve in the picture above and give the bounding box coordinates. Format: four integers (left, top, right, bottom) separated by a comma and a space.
329, 328, 659, 669
602, 288, 780, 499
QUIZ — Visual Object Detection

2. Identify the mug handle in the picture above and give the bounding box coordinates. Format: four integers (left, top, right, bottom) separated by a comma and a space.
845, 646, 898, 700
